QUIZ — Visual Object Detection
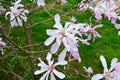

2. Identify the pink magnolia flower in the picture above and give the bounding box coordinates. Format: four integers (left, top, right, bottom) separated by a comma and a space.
0, 38, 6, 55
83, 66, 93, 74
44, 14, 81, 62
84, 23, 103, 42
34, 53, 67, 80
70, 16, 77, 23
5, 0, 29, 27
91, 55, 118, 80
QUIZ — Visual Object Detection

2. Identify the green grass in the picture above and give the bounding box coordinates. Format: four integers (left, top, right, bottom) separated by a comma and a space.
1, 0, 120, 80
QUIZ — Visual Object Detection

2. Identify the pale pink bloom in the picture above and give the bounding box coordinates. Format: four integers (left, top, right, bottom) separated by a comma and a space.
0, 38, 6, 55
91, 55, 118, 80
70, 16, 77, 23
44, 14, 81, 62
83, 66, 93, 74
84, 23, 103, 42
5, 0, 29, 27
34, 53, 67, 80
59, 0, 67, 5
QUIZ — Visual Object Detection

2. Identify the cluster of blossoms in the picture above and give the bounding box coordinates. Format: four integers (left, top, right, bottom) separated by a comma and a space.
44, 14, 103, 63
91, 55, 120, 80
79, 0, 120, 35
1, 0, 120, 80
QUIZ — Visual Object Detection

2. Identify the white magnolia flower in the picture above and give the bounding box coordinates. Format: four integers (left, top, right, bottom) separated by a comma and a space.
78, 0, 94, 11
34, 53, 67, 80
5, 0, 29, 27
44, 14, 81, 62
34, 0, 45, 7
94, 0, 117, 21
91, 55, 118, 80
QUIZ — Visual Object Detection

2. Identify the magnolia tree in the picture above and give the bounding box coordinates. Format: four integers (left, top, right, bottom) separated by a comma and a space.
0, 0, 120, 80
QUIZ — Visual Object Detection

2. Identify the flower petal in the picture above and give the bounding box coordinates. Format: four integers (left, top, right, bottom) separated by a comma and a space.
91, 74, 104, 80
50, 72, 56, 80
100, 55, 108, 72
58, 48, 67, 62
34, 69, 47, 75
109, 58, 118, 72
46, 29, 59, 36
44, 36, 55, 46
53, 69, 65, 79
50, 42, 60, 54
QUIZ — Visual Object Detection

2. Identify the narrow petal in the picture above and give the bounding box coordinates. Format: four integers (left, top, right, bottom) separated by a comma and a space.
109, 58, 118, 72
54, 60, 68, 66
70, 48, 81, 62
17, 17, 23, 26
50, 72, 56, 80
46, 29, 59, 36
54, 14, 60, 23
46, 53, 52, 64
53, 69, 65, 79
44, 36, 55, 46
50, 42, 60, 54
34, 69, 47, 75
40, 71, 50, 80
100, 55, 108, 72
58, 48, 67, 62
62, 37, 70, 51
91, 74, 104, 80
93, 24, 103, 29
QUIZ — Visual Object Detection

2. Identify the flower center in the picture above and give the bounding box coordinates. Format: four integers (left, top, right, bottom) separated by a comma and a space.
49, 66, 54, 72
104, 72, 111, 78
88, 28, 93, 33
61, 30, 66, 37
12, 8, 19, 16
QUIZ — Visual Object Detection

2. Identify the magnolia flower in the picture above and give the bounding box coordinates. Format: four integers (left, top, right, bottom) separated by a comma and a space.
34, 0, 45, 7
84, 23, 103, 42
93, 0, 118, 21
0, 38, 6, 55
91, 55, 118, 80
78, 0, 94, 11
5, 0, 29, 27
44, 14, 81, 62
70, 16, 77, 23
59, 0, 67, 5
34, 53, 67, 80
0, 6, 6, 14
83, 66, 93, 74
